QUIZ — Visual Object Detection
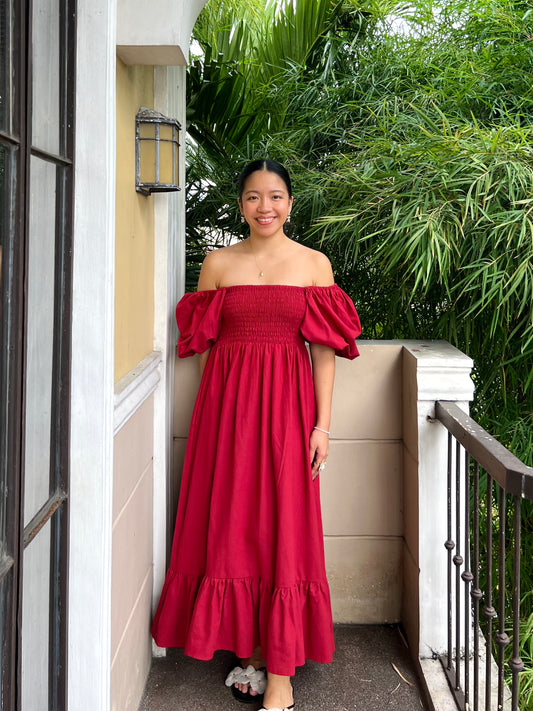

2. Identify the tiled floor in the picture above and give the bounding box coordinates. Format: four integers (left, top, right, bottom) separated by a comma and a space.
139, 625, 428, 711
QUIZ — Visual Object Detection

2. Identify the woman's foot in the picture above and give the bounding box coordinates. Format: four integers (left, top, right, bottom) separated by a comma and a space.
262, 673, 293, 710
231, 648, 267, 699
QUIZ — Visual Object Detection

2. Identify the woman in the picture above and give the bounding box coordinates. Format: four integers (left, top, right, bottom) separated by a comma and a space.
152, 159, 361, 711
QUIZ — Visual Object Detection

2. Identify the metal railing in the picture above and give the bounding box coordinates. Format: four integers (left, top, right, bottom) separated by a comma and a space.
434, 401, 533, 711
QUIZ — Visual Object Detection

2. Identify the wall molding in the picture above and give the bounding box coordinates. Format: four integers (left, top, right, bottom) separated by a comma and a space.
114, 351, 162, 434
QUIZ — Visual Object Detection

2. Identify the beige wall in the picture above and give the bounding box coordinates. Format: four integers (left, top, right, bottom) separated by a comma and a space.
111, 396, 154, 711
115, 58, 155, 382
325, 344, 404, 622
172, 343, 406, 625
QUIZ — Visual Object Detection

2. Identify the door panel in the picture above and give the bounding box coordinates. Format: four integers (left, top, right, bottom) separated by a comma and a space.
0, 1, 75, 708
23, 157, 57, 526
21, 521, 51, 711
31, 0, 61, 155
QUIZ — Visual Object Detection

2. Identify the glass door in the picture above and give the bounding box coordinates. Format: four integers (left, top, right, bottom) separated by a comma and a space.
0, 1, 75, 708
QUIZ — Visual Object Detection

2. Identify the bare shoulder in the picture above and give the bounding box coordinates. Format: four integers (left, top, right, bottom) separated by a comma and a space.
197, 247, 225, 290
291, 242, 334, 286
198, 242, 246, 290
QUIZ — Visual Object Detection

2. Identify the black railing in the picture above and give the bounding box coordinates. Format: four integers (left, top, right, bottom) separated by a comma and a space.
434, 401, 533, 711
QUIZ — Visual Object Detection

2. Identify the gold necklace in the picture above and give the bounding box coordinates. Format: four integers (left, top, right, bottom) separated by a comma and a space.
247, 238, 264, 278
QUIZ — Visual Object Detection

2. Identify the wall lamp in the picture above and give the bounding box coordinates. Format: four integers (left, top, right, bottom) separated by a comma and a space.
135, 107, 181, 195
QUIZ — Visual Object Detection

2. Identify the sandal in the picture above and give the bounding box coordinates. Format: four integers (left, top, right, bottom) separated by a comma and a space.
259, 705, 295, 711
225, 664, 267, 704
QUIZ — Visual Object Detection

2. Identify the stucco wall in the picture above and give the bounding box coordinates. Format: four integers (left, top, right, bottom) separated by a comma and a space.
172, 342, 405, 624
115, 58, 154, 382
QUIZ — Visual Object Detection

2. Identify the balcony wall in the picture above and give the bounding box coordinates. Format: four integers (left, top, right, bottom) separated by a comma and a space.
323, 343, 403, 623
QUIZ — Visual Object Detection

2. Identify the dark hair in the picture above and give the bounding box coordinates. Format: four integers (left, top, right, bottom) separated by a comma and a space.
237, 159, 292, 199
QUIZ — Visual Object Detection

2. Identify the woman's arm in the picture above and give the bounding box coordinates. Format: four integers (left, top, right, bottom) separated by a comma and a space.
308, 250, 336, 478
196, 252, 219, 376
198, 350, 210, 377
309, 343, 335, 479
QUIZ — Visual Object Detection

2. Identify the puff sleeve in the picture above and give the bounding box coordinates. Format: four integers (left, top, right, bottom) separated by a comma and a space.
301, 285, 361, 359
175, 289, 225, 358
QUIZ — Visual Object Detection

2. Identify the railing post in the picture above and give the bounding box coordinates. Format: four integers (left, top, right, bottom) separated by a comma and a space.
401, 341, 474, 667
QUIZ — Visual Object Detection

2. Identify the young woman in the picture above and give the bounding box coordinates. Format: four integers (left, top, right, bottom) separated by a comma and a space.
152, 159, 361, 711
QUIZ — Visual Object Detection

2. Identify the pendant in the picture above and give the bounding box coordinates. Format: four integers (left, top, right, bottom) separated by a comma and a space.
259, 271, 264, 277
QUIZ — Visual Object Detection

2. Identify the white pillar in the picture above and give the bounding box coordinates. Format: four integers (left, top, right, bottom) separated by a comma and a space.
69, 1, 116, 709
151, 65, 186, 650
402, 341, 474, 659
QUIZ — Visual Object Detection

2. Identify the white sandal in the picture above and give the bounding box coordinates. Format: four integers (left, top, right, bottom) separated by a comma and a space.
225, 664, 267, 702
259, 705, 295, 711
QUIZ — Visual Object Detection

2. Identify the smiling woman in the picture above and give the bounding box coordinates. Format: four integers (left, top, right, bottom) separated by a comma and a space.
238, 161, 293, 245
151, 159, 361, 711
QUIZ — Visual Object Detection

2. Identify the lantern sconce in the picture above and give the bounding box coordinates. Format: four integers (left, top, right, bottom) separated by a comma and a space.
135, 107, 181, 195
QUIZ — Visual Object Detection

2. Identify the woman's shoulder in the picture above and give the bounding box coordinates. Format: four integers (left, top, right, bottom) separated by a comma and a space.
203, 242, 245, 265
290, 242, 334, 285
199, 243, 246, 289
291, 241, 326, 259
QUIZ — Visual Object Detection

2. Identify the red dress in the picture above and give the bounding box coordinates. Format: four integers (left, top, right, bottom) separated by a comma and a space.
152, 284, 361, 676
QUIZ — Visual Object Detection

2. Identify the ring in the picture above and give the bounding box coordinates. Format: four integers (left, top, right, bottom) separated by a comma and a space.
318, 462, 327, 472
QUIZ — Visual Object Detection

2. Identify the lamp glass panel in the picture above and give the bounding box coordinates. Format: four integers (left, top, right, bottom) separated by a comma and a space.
159, 124, 173, 141
159, 138, 174, 185
139, 122, 155, 140
173, 141, 179, 184
139, 138, 156, 185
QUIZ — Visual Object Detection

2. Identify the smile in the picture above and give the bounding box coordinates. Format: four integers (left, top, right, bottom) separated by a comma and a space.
256, 217, 275, 224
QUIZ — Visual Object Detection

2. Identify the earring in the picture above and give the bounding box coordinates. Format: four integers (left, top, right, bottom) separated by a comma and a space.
286, 213, 291, 223
240, 215, 245, 224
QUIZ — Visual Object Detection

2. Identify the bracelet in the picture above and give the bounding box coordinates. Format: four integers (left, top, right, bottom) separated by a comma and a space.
313, 426, 330, 435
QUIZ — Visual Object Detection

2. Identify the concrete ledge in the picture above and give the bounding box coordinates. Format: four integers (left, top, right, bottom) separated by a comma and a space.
420, 658, 458, 711
420, 628, 514, 711
116, 0, 208, 66
117, 45, 185, 66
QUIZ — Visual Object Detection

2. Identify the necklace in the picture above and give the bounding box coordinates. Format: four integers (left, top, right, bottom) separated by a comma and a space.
247, 238, 264, 278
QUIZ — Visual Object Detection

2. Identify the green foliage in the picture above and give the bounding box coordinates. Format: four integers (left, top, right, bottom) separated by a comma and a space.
513, 601, 533, 710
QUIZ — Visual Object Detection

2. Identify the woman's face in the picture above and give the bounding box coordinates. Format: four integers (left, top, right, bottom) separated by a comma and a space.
238, 169, 293, 238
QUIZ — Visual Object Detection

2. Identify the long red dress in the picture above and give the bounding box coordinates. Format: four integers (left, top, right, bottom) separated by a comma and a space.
152, 284, 361, 676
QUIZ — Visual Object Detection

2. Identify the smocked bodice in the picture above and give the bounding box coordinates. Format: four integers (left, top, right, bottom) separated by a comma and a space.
217, 285, 306, 346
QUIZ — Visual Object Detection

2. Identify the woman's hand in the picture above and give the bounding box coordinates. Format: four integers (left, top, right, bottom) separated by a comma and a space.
309, 428, 329, 480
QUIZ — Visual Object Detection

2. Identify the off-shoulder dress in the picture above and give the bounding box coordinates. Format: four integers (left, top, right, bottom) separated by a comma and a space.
151, 284, 361, 676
